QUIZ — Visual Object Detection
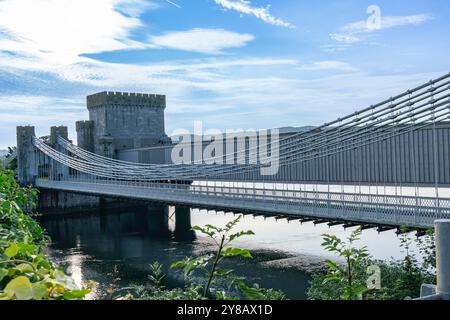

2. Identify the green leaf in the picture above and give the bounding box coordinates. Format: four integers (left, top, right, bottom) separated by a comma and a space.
229, 230, 255, 242
324, 259, 339, 270
170, 261, 186, 269
63, 289, 91, 300
52, 269, 78, 290
15, 263, 34, 273
31, 284, 48, 300
4, 243, 19, 258
17, 243, 38, 255
191, 226, 215, 237
0, 268, 8, 282
4, 276, 34, 300
222, 248, 253, 259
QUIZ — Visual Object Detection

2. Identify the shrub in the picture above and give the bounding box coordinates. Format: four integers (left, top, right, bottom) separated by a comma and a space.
0, 168, 92, 300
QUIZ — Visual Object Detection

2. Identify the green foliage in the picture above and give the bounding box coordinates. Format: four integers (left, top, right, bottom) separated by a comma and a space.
172, 215, 260, 299
416, 229, 436, 271
148, 261, 165, 288
319, 228, 369, 300
106, 265, 121, 299
115, 216, 285, 300
366, 228, 435, 300
307, 226, 437, 300
0, 169, 91, 300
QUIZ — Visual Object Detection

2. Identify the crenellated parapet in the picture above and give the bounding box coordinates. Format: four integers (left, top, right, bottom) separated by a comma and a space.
50, 126, 68, 146
87, 91, 166, 110
76, 120, 94, 131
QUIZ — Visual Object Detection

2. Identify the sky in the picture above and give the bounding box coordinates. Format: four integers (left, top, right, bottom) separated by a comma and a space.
0, 0, 449, 148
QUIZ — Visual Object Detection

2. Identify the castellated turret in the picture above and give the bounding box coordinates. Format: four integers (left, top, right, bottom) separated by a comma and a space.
76, 91, 171, 157
76, 121, 94, 152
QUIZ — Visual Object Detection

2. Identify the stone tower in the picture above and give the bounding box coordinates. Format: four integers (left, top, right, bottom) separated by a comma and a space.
76, 121, 95, 152
76, 91, 170, 157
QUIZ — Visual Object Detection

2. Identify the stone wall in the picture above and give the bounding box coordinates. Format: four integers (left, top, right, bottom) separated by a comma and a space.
16, 126, 37, 185
76, 121, 94, 152
38, 189, 102, 214
84, 91, 170, 157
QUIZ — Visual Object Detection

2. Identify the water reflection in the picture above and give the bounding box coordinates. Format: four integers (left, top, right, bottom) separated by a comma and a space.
40, 203, 416, 300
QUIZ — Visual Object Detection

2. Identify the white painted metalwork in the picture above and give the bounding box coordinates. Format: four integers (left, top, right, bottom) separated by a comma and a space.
35, 178, 449, 228
26, 73, 450, 229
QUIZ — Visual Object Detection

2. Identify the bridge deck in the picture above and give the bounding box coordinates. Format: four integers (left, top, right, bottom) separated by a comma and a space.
36, 178, 450, 229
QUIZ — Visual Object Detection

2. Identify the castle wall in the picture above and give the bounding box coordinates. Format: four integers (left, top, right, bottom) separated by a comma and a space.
86, 91, 169, 157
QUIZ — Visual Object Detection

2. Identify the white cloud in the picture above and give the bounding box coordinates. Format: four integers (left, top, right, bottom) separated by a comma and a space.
115, 0, 160, 17
164, 0, 181, 8
0, 56, 445, 149
0, 0, 154, 65
149, 28, 255, 54
0, 1, 445, 150
213, 0, 294, 28
0, 0, 255, 66
329, 33, 360, 44
331, 14, 432, 44
299, 61, 356, 72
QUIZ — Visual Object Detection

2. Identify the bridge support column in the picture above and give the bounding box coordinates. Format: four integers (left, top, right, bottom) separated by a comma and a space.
145, 204, 170, 236
16, 126, 37, 186
436, 220, 450, 300
50, 126, 69, 180
174, 206, 195, 240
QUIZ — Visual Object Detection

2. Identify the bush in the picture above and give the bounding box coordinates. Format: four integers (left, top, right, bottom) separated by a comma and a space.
0, 168, 92, 300
307, 227, 436, 300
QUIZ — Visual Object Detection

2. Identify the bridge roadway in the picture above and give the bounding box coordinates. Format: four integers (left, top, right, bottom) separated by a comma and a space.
35, 178, 450, 229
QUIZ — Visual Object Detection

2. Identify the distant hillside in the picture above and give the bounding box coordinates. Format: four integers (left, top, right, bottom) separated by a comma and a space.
171, 126, 317, 140
0, 150, 8, 157
278, 126, 316, 134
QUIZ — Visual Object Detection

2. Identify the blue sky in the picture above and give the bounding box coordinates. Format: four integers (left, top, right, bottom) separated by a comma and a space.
0, 0, 449, 148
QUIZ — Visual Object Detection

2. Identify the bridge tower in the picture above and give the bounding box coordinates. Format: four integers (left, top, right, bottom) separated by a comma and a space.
76, 120, 94, 153
16, 126, 37, 186
50, 126, 69, 180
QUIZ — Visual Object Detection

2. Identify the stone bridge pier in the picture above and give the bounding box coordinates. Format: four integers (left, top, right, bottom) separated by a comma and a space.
174, 206, 195, 240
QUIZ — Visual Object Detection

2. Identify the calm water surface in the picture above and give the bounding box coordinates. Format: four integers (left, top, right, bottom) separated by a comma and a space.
39, 204, 418, 300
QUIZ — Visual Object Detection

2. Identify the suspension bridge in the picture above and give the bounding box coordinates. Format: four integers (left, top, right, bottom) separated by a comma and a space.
14, 73, 450, 230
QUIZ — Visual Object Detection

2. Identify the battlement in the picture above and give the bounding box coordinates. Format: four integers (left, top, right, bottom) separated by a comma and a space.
76, 120, 94, 131
87, 91, 166, 109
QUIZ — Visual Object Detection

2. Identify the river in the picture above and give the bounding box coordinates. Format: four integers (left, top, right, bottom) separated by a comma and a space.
39, 203, 419, 300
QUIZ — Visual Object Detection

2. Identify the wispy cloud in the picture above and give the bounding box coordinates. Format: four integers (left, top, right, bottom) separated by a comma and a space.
213, 0, 294, 28
330, 14, 433, 45
149, 28, 254, 54
165, 0, 181, 8
299, 61, 356, 72
0, 0, 155, 66
0, 0, 445, 151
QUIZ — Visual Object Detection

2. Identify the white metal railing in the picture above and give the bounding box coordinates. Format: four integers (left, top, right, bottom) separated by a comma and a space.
35, 178, 449, 228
